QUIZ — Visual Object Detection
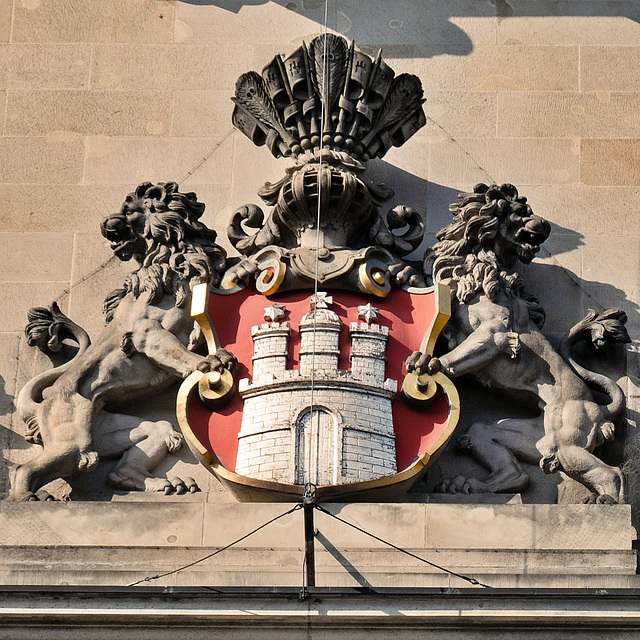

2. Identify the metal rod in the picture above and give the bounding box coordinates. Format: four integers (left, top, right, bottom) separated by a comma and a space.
303, 483, 317, 588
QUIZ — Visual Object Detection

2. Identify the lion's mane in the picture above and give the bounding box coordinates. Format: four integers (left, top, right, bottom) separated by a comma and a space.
425, 183, 545, 329
103, 181, 227, 322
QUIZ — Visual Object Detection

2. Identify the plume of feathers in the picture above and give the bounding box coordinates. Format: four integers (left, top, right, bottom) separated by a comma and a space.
231, 35, 426, 163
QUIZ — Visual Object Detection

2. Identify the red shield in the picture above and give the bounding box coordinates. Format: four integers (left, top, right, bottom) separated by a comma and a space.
177, 283, 459, 501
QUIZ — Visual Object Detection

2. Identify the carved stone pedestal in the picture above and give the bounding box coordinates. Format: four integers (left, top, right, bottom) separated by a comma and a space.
0, 502, 635, 589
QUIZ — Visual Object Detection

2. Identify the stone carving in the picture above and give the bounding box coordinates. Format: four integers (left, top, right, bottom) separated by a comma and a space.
9, 33, 631, 506
407, 183, 630, 503
225, 34, 427, 295
235, 292, 397, 486
10, 182, 236, 500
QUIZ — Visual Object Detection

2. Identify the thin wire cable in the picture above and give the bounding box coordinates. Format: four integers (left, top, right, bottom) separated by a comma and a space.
306, 0, 330, 485
314, 504, 492, 588
178, 127, 237, 186
54, 255, 118, 303
125, 503, 302, 587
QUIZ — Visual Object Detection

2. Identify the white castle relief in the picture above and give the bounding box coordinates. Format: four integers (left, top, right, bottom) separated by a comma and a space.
236, 292, 398, 486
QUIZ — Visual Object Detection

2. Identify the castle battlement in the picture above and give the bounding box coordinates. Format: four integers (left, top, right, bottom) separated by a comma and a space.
235, 293, 398, 486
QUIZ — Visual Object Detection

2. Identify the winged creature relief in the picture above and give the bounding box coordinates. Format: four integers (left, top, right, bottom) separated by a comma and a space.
406, 183, 630, 504
10, 182, 236, 500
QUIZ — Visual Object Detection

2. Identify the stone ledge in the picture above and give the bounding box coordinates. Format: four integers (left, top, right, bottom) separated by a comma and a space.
0, 503, 635, 589
2, 588, 640, 637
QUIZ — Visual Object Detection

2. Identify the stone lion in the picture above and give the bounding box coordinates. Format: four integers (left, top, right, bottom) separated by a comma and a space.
407, 183, 630, 504
10, 182, 236, 500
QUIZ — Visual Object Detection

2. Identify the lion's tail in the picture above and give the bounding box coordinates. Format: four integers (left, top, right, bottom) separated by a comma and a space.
560, 309, 630, 425
16, 303, 91, 444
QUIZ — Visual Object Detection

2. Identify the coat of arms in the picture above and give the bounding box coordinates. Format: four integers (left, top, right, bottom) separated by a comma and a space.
9, 35, 629, 505
177, 35, 459, 501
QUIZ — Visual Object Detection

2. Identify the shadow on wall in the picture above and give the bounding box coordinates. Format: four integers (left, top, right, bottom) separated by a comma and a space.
178, 0, 640, 58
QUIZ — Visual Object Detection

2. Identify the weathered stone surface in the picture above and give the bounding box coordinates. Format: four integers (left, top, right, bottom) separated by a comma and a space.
581, 46, 640, 92
0, 0, 11, 43
66, 231, 128, 331
174, 1, 329, 45
337, 0, 498, 46
582, 235, 640, 293
84, 137, 234, 185
0, 503, 634, 588
498, 3, 640, 45
91, 44, 250, 91
424, 92, 496, 138
428, 137, 579, 187
171, 90, 235, 138
12, 0, 175, 44
581, 139, 640, 186
0, 136, 84, 183
0, 232, 74, 283
0, 283, 70, 333
3, 589, 640, 637
413, 45, 578, 92
0, 184, 140, 233
0, 44, 91, 90
521, 186, 640, 236
498, 92, 640, 138
5, 90, 171, 136
229, 133, 285, 205
0, 502, 204, 546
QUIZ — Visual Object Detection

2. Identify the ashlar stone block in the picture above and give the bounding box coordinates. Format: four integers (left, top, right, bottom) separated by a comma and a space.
91, 44, 251, 92
0, 44, 91, 90
498, 3, 640, 46
0, 283, 70, 333
337, 0, 497, 46
428, 137, 579, 187
581, 139, 640, 186
422, 92, 496, 140
0, 232, 74, 283
5, 90, 171, 137
174, 1, 329, 45
12, 0, 175, 44
171, 90, 237, 138
581, 46, 640, 92
414, 45, 578, 92
84, 137, 233, 185
0, 136, 84, 184
498, 92, 640, 139
0, 0, 11, 43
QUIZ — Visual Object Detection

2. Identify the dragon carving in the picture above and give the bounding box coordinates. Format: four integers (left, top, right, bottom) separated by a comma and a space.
10, 182, 236, 500
407, 183, 630, 504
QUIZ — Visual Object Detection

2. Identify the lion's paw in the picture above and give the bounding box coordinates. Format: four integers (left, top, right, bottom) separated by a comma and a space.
405, 351, 441, 376
540, 454, 560, 474
78, 450, 99, 472
35, 489, 56, 501
148, 476, 200, 495
196, 348, 238, 376
600, 421, 615, 442
435, 475, 483, 494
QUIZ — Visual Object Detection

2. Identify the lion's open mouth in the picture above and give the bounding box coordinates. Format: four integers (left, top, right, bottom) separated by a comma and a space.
101, 215, 140, 262
514, 218, 551, 263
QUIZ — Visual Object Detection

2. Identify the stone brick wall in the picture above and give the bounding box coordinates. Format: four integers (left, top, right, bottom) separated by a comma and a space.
0, 1, 638, 503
